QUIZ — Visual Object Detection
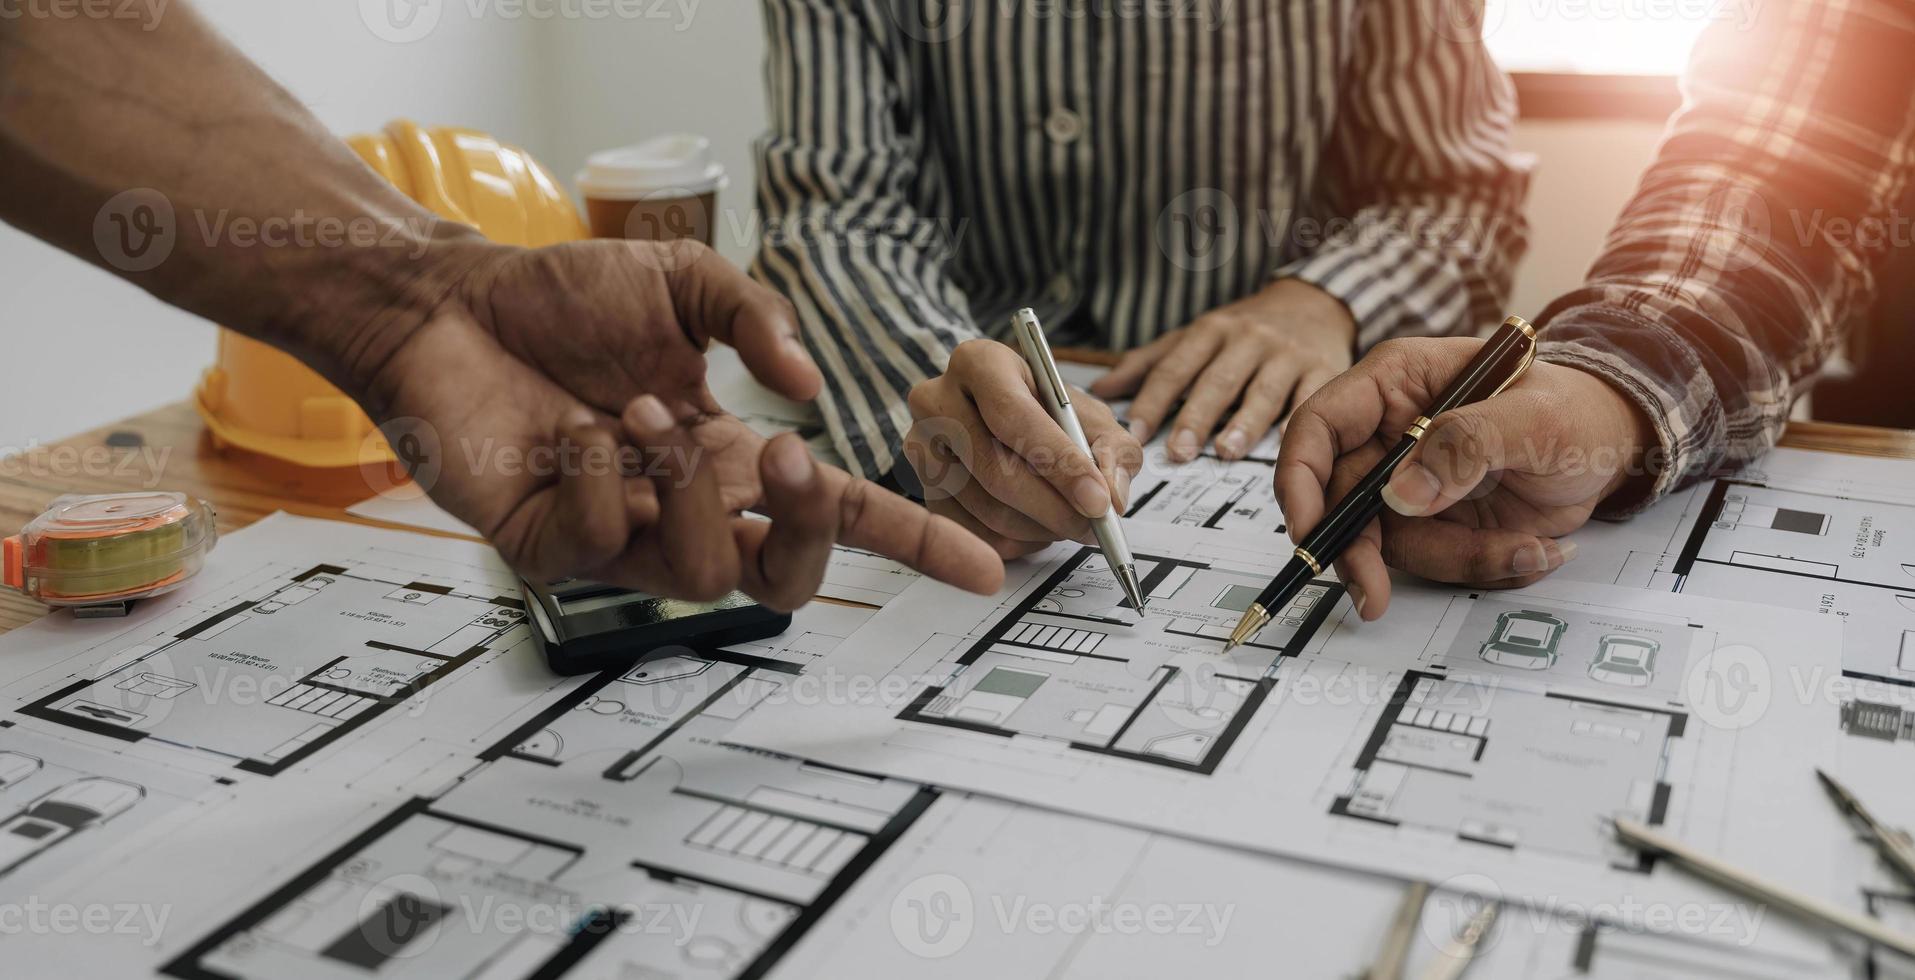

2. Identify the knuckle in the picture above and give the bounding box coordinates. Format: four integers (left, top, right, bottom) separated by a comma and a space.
661, 238, 714, 270
949, 339, 991, 370
1370, 338, 1413, 369
838, 478, 875, 533
681, 561, 736, 602
907, 380, 941, 419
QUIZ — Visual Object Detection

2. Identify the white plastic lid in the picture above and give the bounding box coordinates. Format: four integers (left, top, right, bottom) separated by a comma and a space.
576, 134, 729, 200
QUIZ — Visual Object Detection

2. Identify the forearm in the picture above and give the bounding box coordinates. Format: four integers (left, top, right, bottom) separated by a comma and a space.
751, 183, 977, 479
0, 1, 488, 391
753, 0, 975, 478
1535, 1, 1915, 513
1279, 0, 1530, 348
1536, 175, 1840, 513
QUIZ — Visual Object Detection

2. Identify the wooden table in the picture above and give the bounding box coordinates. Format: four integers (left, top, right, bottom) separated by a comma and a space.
4, 399, 1913, 635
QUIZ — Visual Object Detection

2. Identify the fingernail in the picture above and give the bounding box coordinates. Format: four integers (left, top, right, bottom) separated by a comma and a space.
1558, 539, 1579, 564
784, 334, 815, 363
628, 395, 673, 434
1114, 468, 1133, 512
1071, 476, 1111, 518
1130, 420, 1152, 443
769, 437, 815, 487
1217, 429, 1247, 458
1168, 429, 1200, 462
1347, 583, 1368, 619
563, 407, 595, 431
1382, 463, 1441, 517
1512, 541, 1551, 575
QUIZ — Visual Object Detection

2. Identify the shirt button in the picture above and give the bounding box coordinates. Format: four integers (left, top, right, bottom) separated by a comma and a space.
1044, 107, 1084, 144
1048, 274, 1075, 303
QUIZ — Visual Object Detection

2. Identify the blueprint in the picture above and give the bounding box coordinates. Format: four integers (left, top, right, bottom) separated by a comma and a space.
0, 441, 1897, 976
1125, 446, 1287, 537
1558, 449, 1915, 677
0, 519, 961, 979
771, 792, 1824, 979
1555, 447, 1915, 868
162, 602, 943, 980
725, 520, 1848, 955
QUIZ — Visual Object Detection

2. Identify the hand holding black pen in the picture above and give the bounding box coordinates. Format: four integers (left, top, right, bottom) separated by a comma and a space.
1226, 317, 1541, 651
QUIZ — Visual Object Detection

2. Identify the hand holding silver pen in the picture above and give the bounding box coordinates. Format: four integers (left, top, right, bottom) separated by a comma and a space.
1011, 309, 1149, 611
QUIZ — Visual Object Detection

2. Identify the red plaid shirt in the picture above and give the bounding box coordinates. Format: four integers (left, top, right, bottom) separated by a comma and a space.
1536, 0, 1915, 512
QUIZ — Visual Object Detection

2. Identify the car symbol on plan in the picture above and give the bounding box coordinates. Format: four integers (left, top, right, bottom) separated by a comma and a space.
0, 753, 42, 790
1478, 610, 1568, 670
0, 777, 145, 877
1589, 634, 1660, 687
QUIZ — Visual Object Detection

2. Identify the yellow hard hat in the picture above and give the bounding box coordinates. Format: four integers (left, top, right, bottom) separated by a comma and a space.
194, 121, 588, 468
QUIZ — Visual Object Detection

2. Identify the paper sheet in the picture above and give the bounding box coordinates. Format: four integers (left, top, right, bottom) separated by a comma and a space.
771, 792, 1816, 979
725, 520, 1848, 957
346, 487, 483, 537
0, 507, 1863, 976
0, 515, 952, 977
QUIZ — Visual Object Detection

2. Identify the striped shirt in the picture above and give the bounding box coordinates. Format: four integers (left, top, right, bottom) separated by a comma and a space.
1537, 0, 1915, 514
752, 0, 1532, 478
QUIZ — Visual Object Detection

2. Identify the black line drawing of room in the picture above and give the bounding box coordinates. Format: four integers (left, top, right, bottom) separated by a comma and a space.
900, 547, 1341, 774
1673, 481, 1915, 684
169, 646, 933, 980
1125, 452, 1286, 536
22, 563, 526, 776
1332, 670, 1684, 869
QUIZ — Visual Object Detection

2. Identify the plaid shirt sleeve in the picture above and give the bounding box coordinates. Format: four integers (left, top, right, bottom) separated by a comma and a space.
1535, 0, 1915, 515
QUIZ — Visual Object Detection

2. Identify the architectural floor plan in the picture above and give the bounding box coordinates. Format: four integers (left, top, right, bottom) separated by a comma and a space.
161, 602, 940, 980
1667, 479, 1915, 685
1125, 448, 1287, 536
726, 522, 1845, 956
18, 559, 526, 777
0, 723, 227, 899
1328, 597, 1700, 866
899, 545, 1337, 773
1557, 450, 1915, 684
0, 440, 1897, 977
1334, 669, 1683, 866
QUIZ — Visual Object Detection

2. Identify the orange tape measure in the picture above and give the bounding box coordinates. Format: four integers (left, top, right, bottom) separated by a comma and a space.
2, 492, 217, 612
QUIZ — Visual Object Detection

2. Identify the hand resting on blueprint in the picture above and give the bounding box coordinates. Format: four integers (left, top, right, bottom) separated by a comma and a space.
1275, 338, 1654, 620
1089, 279, 1356, 463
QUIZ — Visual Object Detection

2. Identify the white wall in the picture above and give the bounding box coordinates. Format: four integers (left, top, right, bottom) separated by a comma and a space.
0, 0, 552, 453
1, 0, 1667, 453
1508, 120, 1665, 318
541, 3, 768, 265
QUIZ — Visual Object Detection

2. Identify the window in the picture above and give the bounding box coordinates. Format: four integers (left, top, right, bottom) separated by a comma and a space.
1484, 0, 1724, 76
1477, 0, 1732, 118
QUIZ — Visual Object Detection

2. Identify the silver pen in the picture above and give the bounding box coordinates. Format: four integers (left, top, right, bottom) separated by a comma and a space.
1010, 309, 1148, 612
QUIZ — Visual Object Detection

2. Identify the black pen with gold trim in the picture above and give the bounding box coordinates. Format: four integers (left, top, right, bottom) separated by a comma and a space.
1224, 316, 1542, 652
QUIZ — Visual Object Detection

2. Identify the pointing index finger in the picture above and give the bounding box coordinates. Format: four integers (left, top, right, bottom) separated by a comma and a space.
820, 466, 1006, 595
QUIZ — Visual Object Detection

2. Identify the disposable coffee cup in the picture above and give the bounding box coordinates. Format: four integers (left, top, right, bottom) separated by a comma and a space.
577, 134, 728, 246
